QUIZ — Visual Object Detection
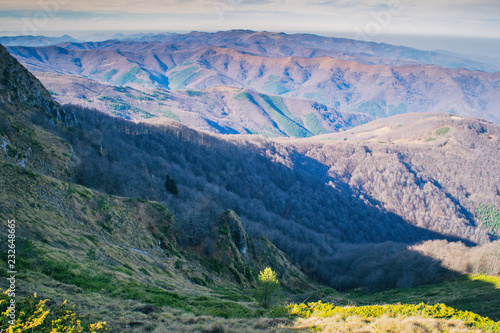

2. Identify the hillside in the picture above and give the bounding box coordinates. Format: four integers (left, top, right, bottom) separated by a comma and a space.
0, 161, 317, 331
275, 113, 500, 244
35, 71, 370, 136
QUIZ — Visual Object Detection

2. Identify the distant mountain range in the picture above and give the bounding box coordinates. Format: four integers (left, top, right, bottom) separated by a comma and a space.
111, 30, 500, 72
0, 34, 79, 47
4, 30, 498, 72
4, 30, 500, 135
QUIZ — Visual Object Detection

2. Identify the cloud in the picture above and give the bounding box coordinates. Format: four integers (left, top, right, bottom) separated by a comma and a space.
0, 0, 498, 38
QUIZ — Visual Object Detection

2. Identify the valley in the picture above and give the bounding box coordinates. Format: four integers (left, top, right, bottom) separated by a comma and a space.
1, 29, 500, 332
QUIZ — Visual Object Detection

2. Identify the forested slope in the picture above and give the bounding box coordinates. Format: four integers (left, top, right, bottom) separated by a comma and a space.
280, 113, 500, 244
50, 104, 499, 289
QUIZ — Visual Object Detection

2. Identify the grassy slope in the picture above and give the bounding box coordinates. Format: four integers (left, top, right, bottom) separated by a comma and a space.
0, 162, 297, 332
257, 93, 312, 138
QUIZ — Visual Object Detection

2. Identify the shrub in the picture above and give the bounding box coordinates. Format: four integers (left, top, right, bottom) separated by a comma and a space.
0, 290, 108, 332
287, 301, 500, 332
255, 267, 281, 308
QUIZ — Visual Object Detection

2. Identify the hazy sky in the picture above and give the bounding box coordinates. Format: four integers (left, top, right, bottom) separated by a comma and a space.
0, 0, 499, 56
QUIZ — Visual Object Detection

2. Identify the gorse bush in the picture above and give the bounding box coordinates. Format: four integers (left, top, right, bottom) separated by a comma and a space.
287, 301, 500, 332
0, 290, 108, 332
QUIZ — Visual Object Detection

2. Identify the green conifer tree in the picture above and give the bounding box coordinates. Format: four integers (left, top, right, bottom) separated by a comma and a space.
164, 175, 179, 196
256, 267, 281, 308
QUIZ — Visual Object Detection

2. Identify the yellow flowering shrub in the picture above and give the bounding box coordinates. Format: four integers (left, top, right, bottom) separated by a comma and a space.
287, 301, 500, 332
0, 290, 108, 332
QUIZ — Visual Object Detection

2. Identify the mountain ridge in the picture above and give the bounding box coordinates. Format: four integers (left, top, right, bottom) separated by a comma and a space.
113, 29, 500, 72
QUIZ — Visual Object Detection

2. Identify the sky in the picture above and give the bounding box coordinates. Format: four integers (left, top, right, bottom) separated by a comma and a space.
0, 0, 499, 57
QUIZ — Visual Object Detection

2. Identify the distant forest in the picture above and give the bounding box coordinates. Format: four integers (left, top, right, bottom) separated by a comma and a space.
288, 116, 500, 245
34, 104, 499, 290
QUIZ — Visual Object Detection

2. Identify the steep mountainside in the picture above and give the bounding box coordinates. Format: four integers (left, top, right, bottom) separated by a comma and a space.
7, 32, 500, 125
0, 44, 76, 179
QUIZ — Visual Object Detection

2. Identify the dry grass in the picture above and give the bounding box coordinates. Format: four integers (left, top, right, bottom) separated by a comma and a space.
288, 315, 483, 333
144, 316, 291, 333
